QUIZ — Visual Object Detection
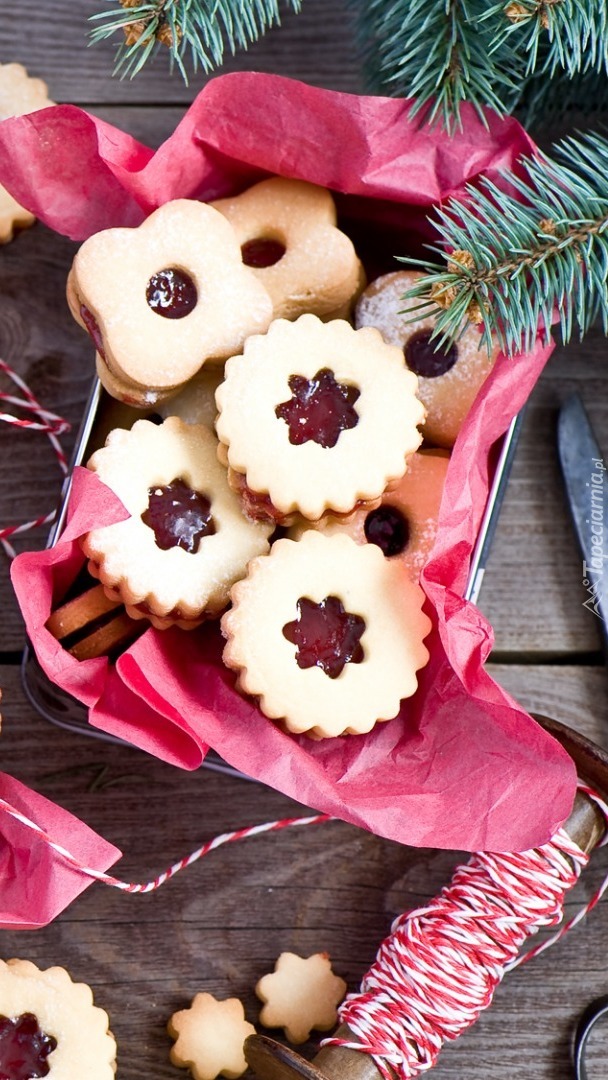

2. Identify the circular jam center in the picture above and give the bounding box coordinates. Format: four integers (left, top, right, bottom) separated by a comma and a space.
241, 238, 286, 268
364, 505, 410, 557
275, 368, 360, 448
141, 479, 215, 553
0, 1013, 57, 1080
404, 331, 458, 378
282, 595, 365, 679
146, 268, 197, 319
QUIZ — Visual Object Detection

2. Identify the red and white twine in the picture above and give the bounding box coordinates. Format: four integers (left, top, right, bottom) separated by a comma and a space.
0, 359, 69, 558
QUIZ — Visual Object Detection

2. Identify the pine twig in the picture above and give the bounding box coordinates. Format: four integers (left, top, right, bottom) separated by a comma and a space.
485, 0, 608, 78
349, 0, 525, 133
399, 131, 608, 358
89, 0, 302, 81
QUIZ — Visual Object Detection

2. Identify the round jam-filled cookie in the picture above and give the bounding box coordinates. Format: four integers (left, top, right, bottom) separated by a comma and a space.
0, 63, 54, 243
290, 448, 450, 582
69, 199, 273, 393
0, 958, 116, 1079
215, 315, 425, 524
81, 417, 273, 630
211, 178, 365, 321
355, 271, 499, 448
222, 531, 431, 738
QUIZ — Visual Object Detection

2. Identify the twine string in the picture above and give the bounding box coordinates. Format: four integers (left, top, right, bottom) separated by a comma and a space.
323, 785, 608, 1079
0, 359, 69, 558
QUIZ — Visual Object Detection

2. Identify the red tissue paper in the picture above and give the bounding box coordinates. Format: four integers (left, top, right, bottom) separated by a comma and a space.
1, 73, 577, 856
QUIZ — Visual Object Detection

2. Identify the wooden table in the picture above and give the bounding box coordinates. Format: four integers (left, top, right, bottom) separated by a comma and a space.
2, 4, 608, 1078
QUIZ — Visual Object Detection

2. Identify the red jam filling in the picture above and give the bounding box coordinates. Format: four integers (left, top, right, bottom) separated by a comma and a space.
404, 331, 458, 378
364, 505, 410, 557
80, 304, 106, 360
282, 595, 365, 679
275, 368, 360, 448
141, 479, 215, 553
0, 1013, 57, 1080
241, 238, 286, 268
146, 268, 197, 319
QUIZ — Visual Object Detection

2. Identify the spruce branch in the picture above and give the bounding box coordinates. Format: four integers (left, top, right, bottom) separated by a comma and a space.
399, 131, 608, 358
89, 0, 302, 81
349, 0, 525, 133
485, 0, 608, 78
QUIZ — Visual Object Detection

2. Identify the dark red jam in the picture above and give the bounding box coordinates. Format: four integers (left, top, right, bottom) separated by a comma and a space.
141, 479, 215, 552
146, 268, 197, 319
275, 368, 360, 448
0, 1013, 57, 1080
405, 331, 458, 378
282, 595, 365, 679
241, 238, 286, 268
364, 505, 410, 557
80, 304, 106, 360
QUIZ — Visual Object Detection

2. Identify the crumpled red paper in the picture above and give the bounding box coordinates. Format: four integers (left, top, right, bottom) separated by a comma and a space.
0, 771, 121, 929
2, 73, 578, 855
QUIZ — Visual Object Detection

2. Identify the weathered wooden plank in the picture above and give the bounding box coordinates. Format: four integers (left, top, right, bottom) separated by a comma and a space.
0, 664, 607, 1078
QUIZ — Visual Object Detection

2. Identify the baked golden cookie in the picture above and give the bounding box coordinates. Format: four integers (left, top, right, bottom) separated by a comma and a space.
0, 959, 116, 1078
215, 315, 425, 525
168, 993, 255, 1080
0, 64, 54, 243
81, 416, 273, 630
222, 531, 431, 738
289, 448, 450, 582
355, 270, 499, 448
68, 199, 273, 396
211, 178, 364, 321
256, 952, 346, 1045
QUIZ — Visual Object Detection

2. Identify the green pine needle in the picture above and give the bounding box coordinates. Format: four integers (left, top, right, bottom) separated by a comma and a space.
349, 0, 525, 133
484, 0, 608, 78
399, 131, 608, 357
89, 0, 302, 81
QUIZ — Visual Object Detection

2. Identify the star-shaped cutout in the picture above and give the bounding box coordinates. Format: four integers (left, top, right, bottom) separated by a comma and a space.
256, 952, 347, 1045
275, 368, 360, 448
282, 595, 365, 679
168, 993, 255, 1080
142, 478, 215, 553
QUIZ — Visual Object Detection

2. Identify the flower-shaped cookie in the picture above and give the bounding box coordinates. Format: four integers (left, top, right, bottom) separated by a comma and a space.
215, 315, 425, 524
69, 199, 273, 394
355, 270, 499, 448
168, 993, 255, 1080
0, 958, 116, 1079
256, 952, 346, 1045
222, 531, 431, 738
212, 178, 365, 320
290, 448, 450, 582
82, 416, 273, 630
0, 63, 54, 243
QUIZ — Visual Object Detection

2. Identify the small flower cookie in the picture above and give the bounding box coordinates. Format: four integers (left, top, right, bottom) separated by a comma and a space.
168, 993, 255, 1080
355, 270, 499, 448
290, 448, 450, 583
215, 315, 425, 524
212, 178, 365, 321
81, 416, 273, 630
68, 199, 273, 396
222, 531, 431, 738
0, 63, 54, 243
0, 958, 116, 1079
256, 952, 346, 1045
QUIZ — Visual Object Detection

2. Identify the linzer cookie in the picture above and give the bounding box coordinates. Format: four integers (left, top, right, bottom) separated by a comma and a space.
0, 959, 116, 1078
168, 993, 255, 1080
68, 199, 273, 398
81, 416, 273, 630
0, 63, 54, 243
221, 531, 431, 738
289, 448, 450, 582
212, 178, 365, 321
215, 315, 425, 524
355, 270, 499, 448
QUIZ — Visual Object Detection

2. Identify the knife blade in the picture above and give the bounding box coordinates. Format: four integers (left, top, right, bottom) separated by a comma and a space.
557, 393, 608, 648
